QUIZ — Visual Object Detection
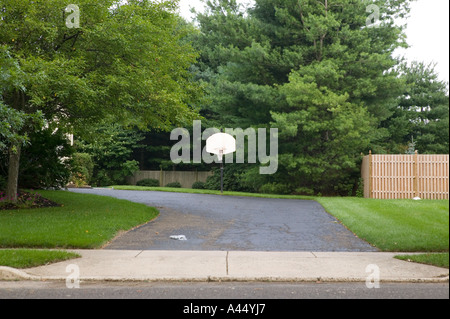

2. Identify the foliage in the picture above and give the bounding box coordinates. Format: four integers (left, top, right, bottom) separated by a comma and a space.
382, 62, 449, 154
191, 0, 419, 195
136, 178, 160, 187
192, 181, 206, 189
92, 160, 139, 187
259, 182, 292, 195
1, 0, 202, 130
165, 181, 182, 188
0, 0, 203, 199
355, 178, 365, 198
0, 101, 41, 152
77, 124, 144, 186
0, 127, 74, 190
70, 153, 94, 187
204, 165, 255, 192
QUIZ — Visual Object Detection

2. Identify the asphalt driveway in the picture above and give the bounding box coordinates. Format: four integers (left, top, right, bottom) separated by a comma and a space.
69, 189, 377, 252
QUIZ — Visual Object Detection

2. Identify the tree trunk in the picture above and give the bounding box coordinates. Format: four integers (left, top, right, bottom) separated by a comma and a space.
6, 143, 21, 203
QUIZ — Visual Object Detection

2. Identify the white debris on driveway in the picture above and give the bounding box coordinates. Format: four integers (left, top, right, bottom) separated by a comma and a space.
170, 235, 187, 241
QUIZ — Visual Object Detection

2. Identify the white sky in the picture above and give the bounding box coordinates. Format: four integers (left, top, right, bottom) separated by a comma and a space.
397, 0, 449, 84
178, 0, 449, 84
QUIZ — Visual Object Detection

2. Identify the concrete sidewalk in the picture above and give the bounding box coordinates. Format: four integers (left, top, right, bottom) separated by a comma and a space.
1, 250, 448, 283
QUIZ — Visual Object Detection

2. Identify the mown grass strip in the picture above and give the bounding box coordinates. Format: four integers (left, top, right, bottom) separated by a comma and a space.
0, 190, 159, 249
0, 249, 80, 269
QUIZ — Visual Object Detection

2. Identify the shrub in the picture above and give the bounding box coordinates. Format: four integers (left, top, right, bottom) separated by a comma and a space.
70, 153, 94, 187
77, 124, 145, 187
165, 181, 182, 188
259, 182, 292, 195
192, 181, 206, 189
93, 169, 114, 187
136, 178, 160, 187
204, 166, 256, 192
293, 187, 314, 196
98, 160, 139, 186
17, 128, 74, 189
355, 178, 365, 198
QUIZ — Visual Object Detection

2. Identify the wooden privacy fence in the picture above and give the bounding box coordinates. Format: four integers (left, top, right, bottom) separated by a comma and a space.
361, 151, 449, 200
127, 170, 213, 189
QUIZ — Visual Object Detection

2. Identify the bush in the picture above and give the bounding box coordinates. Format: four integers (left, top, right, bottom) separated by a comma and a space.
70, 153, 94, 187
204, 166, 256, 192
92, 169, 114, 187
165, 181, 181, 188
136, 178, 160, 187
90, 160, 139, 187
16, 128, 74, 189
95, 160, 139, 186
293, 187, 314, 196
192, 181, 206, 189
77, 124, 144, 187
355, 178, 365, 198
259, 182, 292, 195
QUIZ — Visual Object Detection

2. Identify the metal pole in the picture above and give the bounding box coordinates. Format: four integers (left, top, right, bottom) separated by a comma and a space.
220, 161, 224, 194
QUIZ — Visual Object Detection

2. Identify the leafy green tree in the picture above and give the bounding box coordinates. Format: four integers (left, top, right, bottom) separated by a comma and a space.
264, 0, 411, 194
191, 0, 283, 128
0, 101, 43, 198
0, 0, 202, 201
76, 123, 145, 186
272, 69, 373, 195
383, 62, 449, 154
18, 127, 74, 189
193, 0, 411, 195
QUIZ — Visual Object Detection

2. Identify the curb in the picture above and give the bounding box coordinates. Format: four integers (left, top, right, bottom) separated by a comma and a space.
0, 267, 40, 281
1, 271, 448, 284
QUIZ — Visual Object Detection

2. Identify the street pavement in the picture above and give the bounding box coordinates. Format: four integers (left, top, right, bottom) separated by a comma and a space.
1, 281, 448, 299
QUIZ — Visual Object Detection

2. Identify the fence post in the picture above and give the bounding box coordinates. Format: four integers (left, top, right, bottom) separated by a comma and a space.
414, 150, 419, 198
368, 150, 373, 199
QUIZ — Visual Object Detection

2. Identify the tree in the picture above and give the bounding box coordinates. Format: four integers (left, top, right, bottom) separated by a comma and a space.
0, 101, 43, 200
191, 0, 285, 128
76, 123, 144, 186
272, 68, 372, 195
1, 46, 44, 200
15, 126, 74, 189
265, 0, 411, 194
0, 0, 202, 201
383, 62, 449, 154
192, 0, 411, 195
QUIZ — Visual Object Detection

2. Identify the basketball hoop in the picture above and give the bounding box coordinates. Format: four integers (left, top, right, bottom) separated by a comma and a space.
206, 132, 236, 194
206, 133, 236, 162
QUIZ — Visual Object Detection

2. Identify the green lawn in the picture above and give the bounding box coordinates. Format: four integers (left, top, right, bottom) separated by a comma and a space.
396, 253, 449, 269
316, 197, 449, 252
0, 190, 159, 249
0, 249, 80, 269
